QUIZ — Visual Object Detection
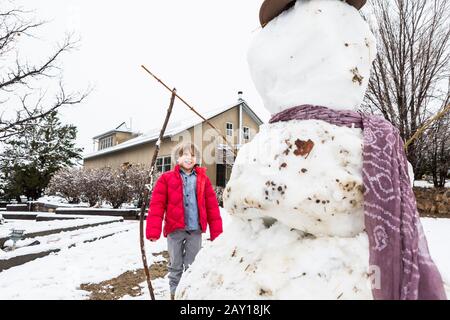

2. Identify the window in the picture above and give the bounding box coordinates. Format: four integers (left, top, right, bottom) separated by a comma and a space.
226, 122, 233, 137
156, 156, 172, 173
243, 127, 250, 141
99, 136, 113, 150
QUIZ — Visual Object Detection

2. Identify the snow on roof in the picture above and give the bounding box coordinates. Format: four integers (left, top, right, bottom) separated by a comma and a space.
84, 100, 262, 160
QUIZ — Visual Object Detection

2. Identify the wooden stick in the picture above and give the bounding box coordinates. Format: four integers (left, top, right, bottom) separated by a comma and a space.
139, 88, 177, 300
141, 65, 237, 156
404, 103, 450, 151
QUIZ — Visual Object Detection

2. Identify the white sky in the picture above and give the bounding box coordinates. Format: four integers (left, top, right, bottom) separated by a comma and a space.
14, 0, 270, 155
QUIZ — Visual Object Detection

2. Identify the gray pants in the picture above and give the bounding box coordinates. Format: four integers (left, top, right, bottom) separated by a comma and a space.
167, 229, 202, 295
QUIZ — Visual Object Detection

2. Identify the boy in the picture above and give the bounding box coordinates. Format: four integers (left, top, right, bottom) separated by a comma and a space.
146, 142, 223, 300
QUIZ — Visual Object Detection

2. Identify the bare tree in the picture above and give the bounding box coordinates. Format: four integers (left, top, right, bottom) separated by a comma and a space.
0, 3, 89, 141
424, 113, 450, 187
363, 0, 450, 178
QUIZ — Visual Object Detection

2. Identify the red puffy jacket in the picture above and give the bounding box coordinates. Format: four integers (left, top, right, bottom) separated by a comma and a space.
146, 164, 223, 241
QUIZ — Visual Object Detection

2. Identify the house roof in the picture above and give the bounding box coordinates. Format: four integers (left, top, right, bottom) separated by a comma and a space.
92, 122, 134, 140
84, 100, 264, 160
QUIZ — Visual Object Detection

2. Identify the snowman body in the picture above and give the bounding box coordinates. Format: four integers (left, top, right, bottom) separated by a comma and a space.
177, 0, 378, 299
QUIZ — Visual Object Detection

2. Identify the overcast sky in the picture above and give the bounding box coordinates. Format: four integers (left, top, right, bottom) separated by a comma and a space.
14, 0, 270, 155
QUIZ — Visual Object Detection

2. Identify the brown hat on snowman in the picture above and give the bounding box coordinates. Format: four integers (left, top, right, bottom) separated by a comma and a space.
260, 0, 367, 27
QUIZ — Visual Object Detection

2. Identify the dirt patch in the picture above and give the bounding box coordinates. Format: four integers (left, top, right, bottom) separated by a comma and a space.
80, 251, 169, 300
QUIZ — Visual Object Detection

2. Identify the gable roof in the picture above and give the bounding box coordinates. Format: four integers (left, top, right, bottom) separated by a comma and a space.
84, 100, 263, 160
92, 122, 134, 140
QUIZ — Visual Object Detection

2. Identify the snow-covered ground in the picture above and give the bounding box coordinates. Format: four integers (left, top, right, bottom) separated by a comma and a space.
0, 220, 167, 300
414, 180, 450, 188
0, 209, 447, 299
1, 221, 131, 259
421, 218, 450, 295
0, 214, 122, 238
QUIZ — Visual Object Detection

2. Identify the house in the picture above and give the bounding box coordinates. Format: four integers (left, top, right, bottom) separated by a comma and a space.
83, 93, 264, 187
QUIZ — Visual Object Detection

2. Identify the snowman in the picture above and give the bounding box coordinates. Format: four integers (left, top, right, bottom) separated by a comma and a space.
176, 0, 446, 300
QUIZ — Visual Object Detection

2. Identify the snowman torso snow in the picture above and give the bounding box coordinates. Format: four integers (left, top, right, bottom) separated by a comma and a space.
177, 0, 378, 299
224, 119, 365, 237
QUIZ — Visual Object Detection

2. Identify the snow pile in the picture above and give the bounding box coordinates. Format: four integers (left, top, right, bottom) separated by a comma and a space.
247, 0, 377, 113
224, 119, 364, 237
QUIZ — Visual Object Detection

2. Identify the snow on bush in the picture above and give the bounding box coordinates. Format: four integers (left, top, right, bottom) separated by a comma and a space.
46, 168, 82, 204
99, 167, 133, 209
122, 164, 161, 208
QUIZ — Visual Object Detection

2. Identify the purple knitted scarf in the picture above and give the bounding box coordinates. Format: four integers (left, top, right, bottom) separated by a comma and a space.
270, 105, 447, 300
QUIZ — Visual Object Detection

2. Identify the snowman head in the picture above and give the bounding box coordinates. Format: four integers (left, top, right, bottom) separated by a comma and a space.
248, 0, 377, 113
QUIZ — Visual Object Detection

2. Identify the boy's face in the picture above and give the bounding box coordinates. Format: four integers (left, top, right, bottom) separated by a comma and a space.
178, 151, 196, 171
